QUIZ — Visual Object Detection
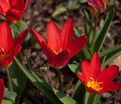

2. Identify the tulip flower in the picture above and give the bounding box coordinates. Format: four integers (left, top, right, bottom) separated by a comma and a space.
32, 18, 88, 69
0, 21, 30, 67
88, 0, 106, 15
77, 52, 121, 94
0, 0, 29, 23
0, 79, 4, 104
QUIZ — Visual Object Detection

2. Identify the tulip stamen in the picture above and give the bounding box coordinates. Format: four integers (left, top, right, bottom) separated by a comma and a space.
86, 77, 103, 92
51, 48, 62, 55
0, 48, 10, 60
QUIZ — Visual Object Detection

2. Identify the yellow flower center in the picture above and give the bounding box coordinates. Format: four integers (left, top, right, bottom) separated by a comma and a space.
51, 48, 62, 55
0, 48, 10, 60
86, 77, 103, 92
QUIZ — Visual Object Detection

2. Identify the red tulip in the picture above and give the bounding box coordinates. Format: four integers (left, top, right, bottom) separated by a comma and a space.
0, 22, 30, 67
0, 0, 29, 23
32, 18, 88, 70
77, 52, 121, 94
0, 79, 4, 104
88, 0, 106, 15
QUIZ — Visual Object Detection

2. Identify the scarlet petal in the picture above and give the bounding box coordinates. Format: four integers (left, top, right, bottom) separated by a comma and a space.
90, 52, 101, 78
0, 0, 10, 14
0, 79, 4, 104
77, 73, 84, 84
101, 82, 121, 93
81, 60, 91, 83
12, 28, 30, 55
6, 8, 23, 22
97, 65, 119, 84
10, 0, 24, 9
47, 21, 61, 52
68, 35, 88, 57
0, 22, 14, 52
61, 18, 73, 49
54, 50, 71, 69
32, 29, 55, 64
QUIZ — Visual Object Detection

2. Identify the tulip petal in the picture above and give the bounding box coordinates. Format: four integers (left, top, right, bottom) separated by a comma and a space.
77, 73, 84, 84
0, 0, 10, 14
0, 79, 4, 104
6, 8, 24, 22
10, 0, 24, 9
12, 28, 30, 55
90, 52, 101, 78
24, 0, 29, 11
47, 21, 62, 53
0, 22, 14, 52
97, 65, 119, 84
32, 29, 55, 64
68, 35, 88, 57
101, 82, 121, 93
54, 49, 71, 69
81, 60, 91, 82
61, 18, 73, 49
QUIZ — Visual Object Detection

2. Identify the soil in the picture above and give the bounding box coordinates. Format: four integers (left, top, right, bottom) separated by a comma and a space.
2, 0, 121, 104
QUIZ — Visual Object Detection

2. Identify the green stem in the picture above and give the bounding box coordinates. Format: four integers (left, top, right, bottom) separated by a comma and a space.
87, 93, 93, 104
57, 70, 62, 91
6, 67, 13, 92
91, 15, 98, 53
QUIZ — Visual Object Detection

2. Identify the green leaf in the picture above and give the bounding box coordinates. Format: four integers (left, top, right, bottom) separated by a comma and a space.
79, 46, 92, 61
10, 20, 33, 46
99, 45, 121, 68
72, 81, 86, 104
74, 27, 82, 38
84, 11, 94, 46
15, 57, 77, 104
52, 7, 67, 17
9, 59, 27, 104
82, 91, 90, 104
94, 8, 115, 52
68, 61, 80, 74
2, 99, 13, 104
4, 88, 17, 101
52, 0, 80, 17
53, 89, 78, 104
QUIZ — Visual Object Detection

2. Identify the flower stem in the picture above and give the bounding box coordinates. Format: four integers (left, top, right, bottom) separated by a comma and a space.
87, 93, 93, 104
6, 67, 13, 92
57, 70, 62, 90
91, 15, 98, 53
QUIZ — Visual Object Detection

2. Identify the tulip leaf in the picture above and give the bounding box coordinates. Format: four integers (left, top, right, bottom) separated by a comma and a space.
9, 55, 27, 104
94, 8, 115, 52
84, 11, 94, 46
74, 27, 83, 38
2, 88, 17, 104
68, 61, 80, 74
72, 80, 86, 104
10, 20, 35, 46
2, 99, 13, 104
99, 45, 121, 68
82, 91, 90, 104
4, 88, 17, 101
15, 57, 77, 104
52, 0, 81, 17
79, 46, 92, 61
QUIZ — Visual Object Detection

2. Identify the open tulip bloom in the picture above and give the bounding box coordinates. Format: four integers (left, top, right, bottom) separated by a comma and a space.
0, 79, 4, 104
77, 52, 121, 94
0, 22, 30, 67
32, 18, 88, 69
88, 0, 106, 15
0, 0, 29, 23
